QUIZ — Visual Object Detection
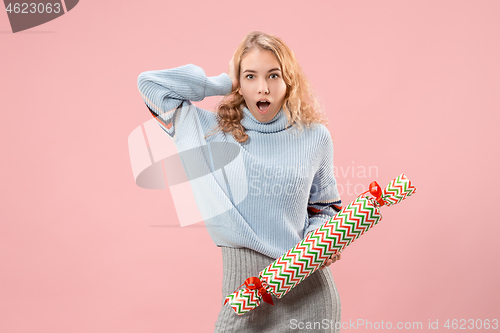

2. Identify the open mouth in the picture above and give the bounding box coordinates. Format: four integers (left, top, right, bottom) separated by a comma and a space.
256, 100, 271, 113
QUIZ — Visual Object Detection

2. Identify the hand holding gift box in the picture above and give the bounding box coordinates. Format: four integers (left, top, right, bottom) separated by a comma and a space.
225, 173, 417, 315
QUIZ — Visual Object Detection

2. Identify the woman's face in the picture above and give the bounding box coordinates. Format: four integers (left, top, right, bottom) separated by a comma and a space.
238, 49, 287, 123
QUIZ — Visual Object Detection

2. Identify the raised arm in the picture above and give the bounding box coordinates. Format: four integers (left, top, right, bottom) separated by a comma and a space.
137, 64, 232, 139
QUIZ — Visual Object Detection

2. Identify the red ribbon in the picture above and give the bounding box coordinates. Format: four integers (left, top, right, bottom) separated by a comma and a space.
362, 181, 386, 206
245, 277, 274, 306
225, 276, 274, 306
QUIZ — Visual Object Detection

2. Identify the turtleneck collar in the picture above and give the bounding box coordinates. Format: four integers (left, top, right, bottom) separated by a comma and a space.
240, 107, 292, 133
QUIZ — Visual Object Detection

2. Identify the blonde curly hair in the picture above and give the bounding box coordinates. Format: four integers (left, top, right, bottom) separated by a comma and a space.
208, 31, 328, 143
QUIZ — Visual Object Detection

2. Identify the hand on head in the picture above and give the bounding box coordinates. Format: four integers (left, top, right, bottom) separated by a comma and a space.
228, 51, 239, 91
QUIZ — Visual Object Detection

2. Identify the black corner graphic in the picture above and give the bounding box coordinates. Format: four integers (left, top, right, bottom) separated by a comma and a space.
4, 0, 79, 33
64, 0, 77, 12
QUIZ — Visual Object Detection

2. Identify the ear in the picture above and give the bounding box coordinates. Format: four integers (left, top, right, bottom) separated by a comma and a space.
238, 86, 242, 95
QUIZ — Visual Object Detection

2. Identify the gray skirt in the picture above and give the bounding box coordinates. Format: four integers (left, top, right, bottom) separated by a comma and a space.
214, 247, 341, 332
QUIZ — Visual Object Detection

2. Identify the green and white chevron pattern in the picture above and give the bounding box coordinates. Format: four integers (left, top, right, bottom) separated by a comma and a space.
224, 286, 262, 314
382, 173, 417, 206
225, 173, 416, 315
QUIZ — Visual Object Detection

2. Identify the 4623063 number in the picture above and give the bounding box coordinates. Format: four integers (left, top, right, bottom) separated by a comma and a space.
444, 319, 498, 330
5, 3, 61, 14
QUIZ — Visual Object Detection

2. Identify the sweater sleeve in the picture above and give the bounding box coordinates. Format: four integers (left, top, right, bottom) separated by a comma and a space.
137, 64, 233, 140
304, 135, 342, 237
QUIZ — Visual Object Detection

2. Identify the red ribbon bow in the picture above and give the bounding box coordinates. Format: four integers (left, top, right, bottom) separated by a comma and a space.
225, 276, 274, 306
362, 181, 386, 206
245, 277, 274, 306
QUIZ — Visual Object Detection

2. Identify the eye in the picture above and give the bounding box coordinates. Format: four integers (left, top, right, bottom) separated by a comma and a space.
269, 73, 280, 79
245, 74, 255, 80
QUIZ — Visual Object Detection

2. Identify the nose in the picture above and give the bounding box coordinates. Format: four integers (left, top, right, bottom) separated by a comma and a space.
257, 79, 269, 94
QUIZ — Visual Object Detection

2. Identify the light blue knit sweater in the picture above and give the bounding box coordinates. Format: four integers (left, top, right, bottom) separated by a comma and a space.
137, 64, 342, 259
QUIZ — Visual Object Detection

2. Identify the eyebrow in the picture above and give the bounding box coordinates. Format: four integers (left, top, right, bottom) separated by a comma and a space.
242, 68, 281, 74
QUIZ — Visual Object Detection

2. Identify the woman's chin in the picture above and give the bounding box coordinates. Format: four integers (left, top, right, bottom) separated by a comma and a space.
254, 109, 276, 123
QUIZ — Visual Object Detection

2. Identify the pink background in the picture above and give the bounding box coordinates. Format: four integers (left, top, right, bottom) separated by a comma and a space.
1, 0, 499, 332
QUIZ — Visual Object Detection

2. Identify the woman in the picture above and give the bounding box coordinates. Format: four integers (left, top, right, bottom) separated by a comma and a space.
138, 31, 343, 332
